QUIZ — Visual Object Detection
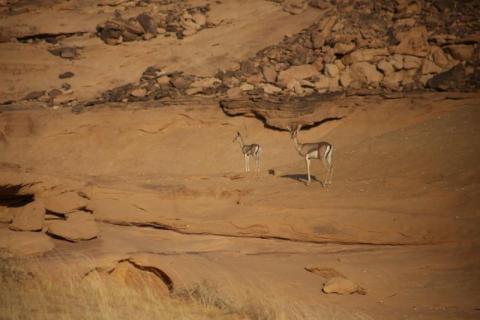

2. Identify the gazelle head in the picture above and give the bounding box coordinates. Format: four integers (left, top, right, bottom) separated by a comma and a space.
287, 124, 302, 139
233, 131, 241, 143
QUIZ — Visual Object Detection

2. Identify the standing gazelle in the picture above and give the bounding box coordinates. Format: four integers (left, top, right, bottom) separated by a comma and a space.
288, 124, 333, 186
233, 131, 262, 173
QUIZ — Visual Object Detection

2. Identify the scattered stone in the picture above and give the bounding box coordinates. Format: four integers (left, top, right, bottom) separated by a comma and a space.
43, 192, 88, 215
48, 89, 63, 98
261, 65, 277, 83
260, 83, 282, 95
390, 54, 404, 70
137, 13, 157, 35
403, 55, 423, 70
421, 60, 443, 75
334, 42, 355, 55
323, 277, 366, 295
9, 200, 45, 232
325, 63, 339, 78
240, 83, 254, 91
49, 47, 79, 59
343, 48, 389, 65
23, 90, 45, 101
59, 72, 74, 79
377, 60, 394, 75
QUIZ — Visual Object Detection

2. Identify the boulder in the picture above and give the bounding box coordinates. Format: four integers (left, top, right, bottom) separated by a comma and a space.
391, 26, 430, 57
427, 64, 466, 91
323, 277, 365, 295
445, 45, 475, 61
261, 65, 277, 83
43, 192, 88, 215
277, 64, 319, 88
421, 60, 443, 75
343, 48, 389, 65
339, 68, 352, 88
259, 83, 282, 95
403, 55, 423, 70
137, 13, 158, 35
383, 71, 405, 90
47, 214, 99, 242
130, 87, 147, 98
350, 62, 383, 85
390, 54, 404, 70
9, 200, 45, 232
324, 64, 339, 78
430, 48, 452, 71
377, 60, 395, 75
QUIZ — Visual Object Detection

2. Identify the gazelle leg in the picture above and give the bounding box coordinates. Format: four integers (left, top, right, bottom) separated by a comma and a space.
244, 154, 248, 172
306, 157, 311, 185
328, 166, 334, 185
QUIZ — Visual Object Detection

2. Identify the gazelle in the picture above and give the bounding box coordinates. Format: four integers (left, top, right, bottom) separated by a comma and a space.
288, 124, 333, 186
233, 131, 262, 173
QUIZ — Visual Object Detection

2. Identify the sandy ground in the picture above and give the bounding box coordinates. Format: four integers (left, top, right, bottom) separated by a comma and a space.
1, 92, 479, 319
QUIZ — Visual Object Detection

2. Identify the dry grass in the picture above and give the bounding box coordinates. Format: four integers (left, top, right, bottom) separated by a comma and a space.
0, 257, 306, 320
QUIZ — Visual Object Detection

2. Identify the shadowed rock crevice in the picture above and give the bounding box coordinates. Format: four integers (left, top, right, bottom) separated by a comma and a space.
0, 185, 34, 208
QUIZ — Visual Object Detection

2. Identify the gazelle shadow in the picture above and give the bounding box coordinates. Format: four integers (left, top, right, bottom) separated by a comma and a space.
280, 174, 321, 184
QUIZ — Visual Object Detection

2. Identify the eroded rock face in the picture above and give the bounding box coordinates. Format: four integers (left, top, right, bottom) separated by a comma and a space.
43, 192, 88, 215
0, 229, 55, 257
9, 200, 45, 232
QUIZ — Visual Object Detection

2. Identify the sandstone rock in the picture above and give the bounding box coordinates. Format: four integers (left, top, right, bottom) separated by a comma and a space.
312, 56, 324, 71
130, 87, 147, 98
323, 277, 365, 295
339, 68, 352, 88
314, 75, 330, 92
343, 48, 389, 65
325, 64, 339, 78
403, 55, 423, 70
53, 92, 75, 105
421, 60, 443, 75
427, 64, 465, 91
262, 65, 277, 83
0, 230, 55, 258
190, 77, 221, 90
9, 200, 45, 232
192, 13, 206, 26
311, 16, 337, 49
43, 192, 88, 215
445, 45, 475, 61
283, 0, 308, 15
47, 216, 99, 242
334, 60, 346, 71
240, 83, 254, 91
156, 75, 171, 86
137, 13, 157, 35
287, 79, 304, 95
390, 54, 404, 70
246, 74, 264, 85
333, 42, 355, 55
391, 26, 429, 57
277, 64, 319, 88
49, 47, 78, 59
377, 60, 394, 75
383, 71, 405, 90
350, 62, 383, 85
226, 87, 242, 99
259, 83, 282, 95
430, 46, 450, 68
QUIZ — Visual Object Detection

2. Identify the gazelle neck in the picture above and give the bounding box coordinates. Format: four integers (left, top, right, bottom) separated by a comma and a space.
236, 135, 245, 148
292, 136, 302, 153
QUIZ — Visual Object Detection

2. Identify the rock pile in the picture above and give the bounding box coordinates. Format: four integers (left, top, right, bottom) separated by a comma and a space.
101, 66, 225, 103
220, 0, 479, 99
97, 3, 211, 44
3, 192, 100, 256
22, 83, 77, 108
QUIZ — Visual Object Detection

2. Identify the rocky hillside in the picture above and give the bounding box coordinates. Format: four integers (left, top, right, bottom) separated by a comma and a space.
1, 0, 479, 114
